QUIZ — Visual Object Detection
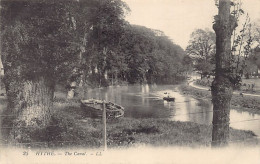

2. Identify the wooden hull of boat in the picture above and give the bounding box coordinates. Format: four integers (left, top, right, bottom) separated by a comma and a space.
80, 99, 124, 119
81, 104, 103, 118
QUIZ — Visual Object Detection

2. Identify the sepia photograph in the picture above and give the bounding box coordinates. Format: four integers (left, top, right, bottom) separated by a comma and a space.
0, 0, 260, 163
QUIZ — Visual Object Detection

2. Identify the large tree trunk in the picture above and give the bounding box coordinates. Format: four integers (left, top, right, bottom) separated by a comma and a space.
79, 64, 88, 99
211, 0, 237, 147
17, 78, 54, 127
5, 75, 54, 127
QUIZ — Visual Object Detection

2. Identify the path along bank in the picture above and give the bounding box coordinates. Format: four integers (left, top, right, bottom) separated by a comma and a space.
180, 82, 260, 115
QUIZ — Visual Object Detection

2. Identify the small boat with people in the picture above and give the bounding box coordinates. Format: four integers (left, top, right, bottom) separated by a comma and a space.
163, 92, 175, 102
80, 99, 124, 118
163, 96, 175, 102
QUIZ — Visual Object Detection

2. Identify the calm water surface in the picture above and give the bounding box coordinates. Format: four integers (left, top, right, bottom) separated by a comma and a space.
86, 84, 260, 137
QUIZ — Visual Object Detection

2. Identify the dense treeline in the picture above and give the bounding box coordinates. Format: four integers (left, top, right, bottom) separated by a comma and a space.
122, 25, 187, 84
88, 25, 188, 86
64, 0, 190, 88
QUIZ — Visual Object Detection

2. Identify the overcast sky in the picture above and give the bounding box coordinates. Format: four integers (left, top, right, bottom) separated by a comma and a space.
123, 0, 260, 49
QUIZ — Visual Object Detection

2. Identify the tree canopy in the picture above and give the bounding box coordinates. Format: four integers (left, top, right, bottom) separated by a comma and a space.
1, 0, 189, 91
186, 28, 216, 78
1, 0, 79, 84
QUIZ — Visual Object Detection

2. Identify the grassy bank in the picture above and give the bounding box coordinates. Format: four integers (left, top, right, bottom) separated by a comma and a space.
179, 85, 260, 115
195, 78, 260, 94
1, 98, 257, 149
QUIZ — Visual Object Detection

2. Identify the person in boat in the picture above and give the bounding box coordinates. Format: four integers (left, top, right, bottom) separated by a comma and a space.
164, 92, 170, 98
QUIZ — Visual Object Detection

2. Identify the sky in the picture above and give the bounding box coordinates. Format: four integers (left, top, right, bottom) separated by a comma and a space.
123, 0, 260, 49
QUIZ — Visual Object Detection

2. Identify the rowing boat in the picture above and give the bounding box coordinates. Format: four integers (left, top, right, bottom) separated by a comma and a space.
163, 96, 175, 102
80, 99, 124, 118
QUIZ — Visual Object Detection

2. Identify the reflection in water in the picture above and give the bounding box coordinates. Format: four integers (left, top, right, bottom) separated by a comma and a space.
173, 100, 213, 125
85, 85, 260, 137
141, 84, 150, 106
230, 110, 260, 135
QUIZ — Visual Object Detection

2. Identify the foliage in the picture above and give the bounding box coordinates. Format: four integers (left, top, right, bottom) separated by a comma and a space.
222, 0, 255, 87
186, 29, 216, 78
117, 25, 186, 84
1, 0, 189, 91
250, 48, 260, 69
85, 22, 188, 85
77, 0, 130, 86
181, 55, 193, 73
230, 14, 252, 80
250, 20, 260, 47
195, 79, 212, 87
1, 0, 79, 84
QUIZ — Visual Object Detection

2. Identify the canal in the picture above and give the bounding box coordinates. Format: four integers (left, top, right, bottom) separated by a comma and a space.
85, 84, 260, 138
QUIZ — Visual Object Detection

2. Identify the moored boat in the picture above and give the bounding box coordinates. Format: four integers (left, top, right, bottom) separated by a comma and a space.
80, 99, 124, 118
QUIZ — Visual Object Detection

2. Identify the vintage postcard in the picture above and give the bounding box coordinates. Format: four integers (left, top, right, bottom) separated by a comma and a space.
0, 0, 260, 163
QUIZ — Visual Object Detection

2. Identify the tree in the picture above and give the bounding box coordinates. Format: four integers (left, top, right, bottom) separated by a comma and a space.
251, 20, 260, 47
121, 25, 157, 84
246, 47, 260, 76
1, 0, 78, 128
181, 55, 193, 74
186, 29, 216, 78
252, 48, 260, 69
244, 59, 258, 78
194, 58, 214, 78
84, 0, 129, 87
63, 0, 129, 97
211, 0, 238, 146
118, 25, 186, 84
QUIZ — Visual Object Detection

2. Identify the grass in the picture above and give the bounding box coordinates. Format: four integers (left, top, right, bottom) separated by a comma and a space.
180, 84, 211, 100
194, 77, 260, 94
239, 78, 260, 94
179, 85, 260, 115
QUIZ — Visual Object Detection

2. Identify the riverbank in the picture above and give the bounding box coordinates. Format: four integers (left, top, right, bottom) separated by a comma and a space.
1, 96, 257, 149
179, 85, 260, 115
194, 78, 260, 94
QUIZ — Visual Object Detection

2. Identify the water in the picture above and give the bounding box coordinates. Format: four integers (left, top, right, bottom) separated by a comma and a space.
85, 84, 260, 137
